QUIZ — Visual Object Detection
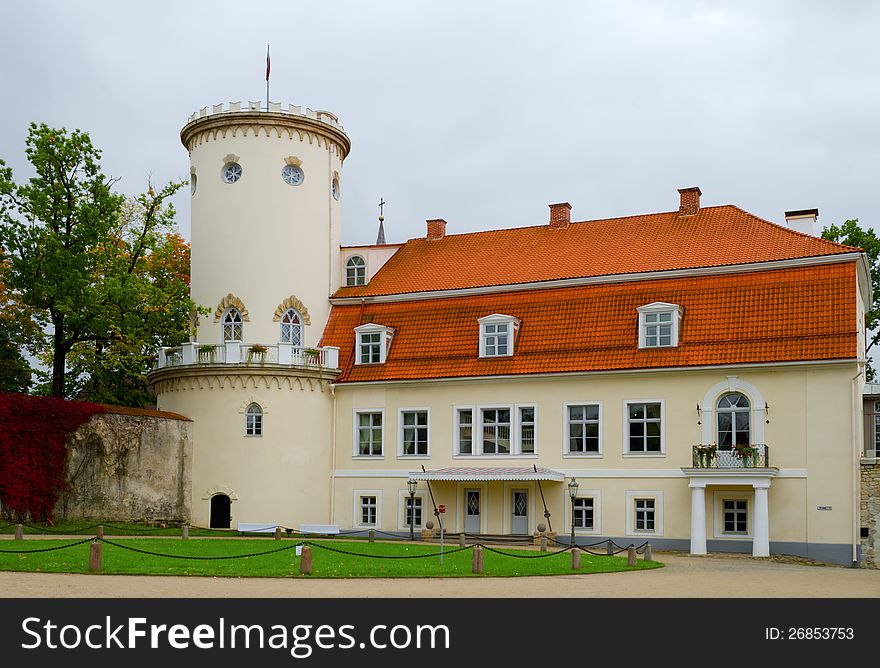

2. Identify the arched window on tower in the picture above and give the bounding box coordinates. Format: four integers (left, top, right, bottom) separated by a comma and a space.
346, 256, 366, 287
280, 308, 303, 346
245, 403, 263, 437
717, 392, 750, 448
222, 308, 243, 342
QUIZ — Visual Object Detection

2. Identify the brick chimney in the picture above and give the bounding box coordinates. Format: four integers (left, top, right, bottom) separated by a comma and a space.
426, 219, 447, 240
549, 202, 572, 229
678, 187, 702, 216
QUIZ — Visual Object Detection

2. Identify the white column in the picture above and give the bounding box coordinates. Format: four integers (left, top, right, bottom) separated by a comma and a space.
753, 484, 770, 557
689, 483, 707, 555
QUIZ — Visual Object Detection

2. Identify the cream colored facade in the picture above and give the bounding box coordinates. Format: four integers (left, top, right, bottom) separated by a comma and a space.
150, 99, 867, 566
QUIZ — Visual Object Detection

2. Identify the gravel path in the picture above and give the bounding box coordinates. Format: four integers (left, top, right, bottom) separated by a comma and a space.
2, 552, 879, 598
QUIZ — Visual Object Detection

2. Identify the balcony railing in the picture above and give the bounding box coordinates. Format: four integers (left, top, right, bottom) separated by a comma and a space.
691, 444, 769, 468
156, 342, 339, 371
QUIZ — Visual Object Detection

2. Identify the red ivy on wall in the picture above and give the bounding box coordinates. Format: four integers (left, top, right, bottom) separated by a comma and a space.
0, 394, 104, 520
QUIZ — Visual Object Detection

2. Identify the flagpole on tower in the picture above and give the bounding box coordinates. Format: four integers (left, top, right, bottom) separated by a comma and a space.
265, 43, 270, 112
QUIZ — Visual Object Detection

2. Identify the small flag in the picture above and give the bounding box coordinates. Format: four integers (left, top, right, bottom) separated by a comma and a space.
266, 44, 270, 82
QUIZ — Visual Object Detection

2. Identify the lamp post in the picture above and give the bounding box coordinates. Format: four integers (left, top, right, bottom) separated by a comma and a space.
568, 478, 579, 547
407, 478, 417, 541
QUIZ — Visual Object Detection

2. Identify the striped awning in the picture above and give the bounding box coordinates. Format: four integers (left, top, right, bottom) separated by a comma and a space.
410, 467, 565, 482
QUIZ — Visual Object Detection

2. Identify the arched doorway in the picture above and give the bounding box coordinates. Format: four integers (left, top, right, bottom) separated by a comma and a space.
210, 494, 231, 529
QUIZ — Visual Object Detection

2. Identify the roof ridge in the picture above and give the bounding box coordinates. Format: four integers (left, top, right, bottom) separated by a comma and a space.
725, 204, 861, 252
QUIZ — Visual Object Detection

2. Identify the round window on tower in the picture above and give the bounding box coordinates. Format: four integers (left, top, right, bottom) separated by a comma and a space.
222, 162, 242, 184
331, 177, 340, 200
281, 164, 304, 186
190, 173, 197, 195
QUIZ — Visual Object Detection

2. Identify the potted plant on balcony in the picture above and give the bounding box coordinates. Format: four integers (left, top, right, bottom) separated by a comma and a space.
302, 347, 322, 368
247, 344, 268, 364
695, 443, 717, 467
733, 443, 758, 467
197, 344, 217, 363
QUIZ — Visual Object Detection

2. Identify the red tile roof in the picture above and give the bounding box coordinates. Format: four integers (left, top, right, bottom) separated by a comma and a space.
322, 263, 858, 383
332, 206, 856, 298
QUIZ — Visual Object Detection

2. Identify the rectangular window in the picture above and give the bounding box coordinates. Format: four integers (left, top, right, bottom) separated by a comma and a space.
481, 408, 511, 454
405, 497, 423, 527
358, 332, 382, 364
644, 311, 673, 347
567, 404, 600, 453
360, 496, 377, 526
401, 410, 429, 456
356, 412, 383, 456
634, 498, 655, 532
519, 406, 536, 454
457, 409, 473, 455
573, 497, 594, 530
723, 499, 748, 534
627, 402, 662, 453
874, 402, 880, 457
482, 323, 510, 357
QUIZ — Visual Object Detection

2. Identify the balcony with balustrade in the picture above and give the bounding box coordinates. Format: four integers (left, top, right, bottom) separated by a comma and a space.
690, 444, 770, 469
155, 342, 340, 372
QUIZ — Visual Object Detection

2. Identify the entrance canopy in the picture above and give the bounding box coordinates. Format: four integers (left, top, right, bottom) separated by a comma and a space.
410, 466, 565, 482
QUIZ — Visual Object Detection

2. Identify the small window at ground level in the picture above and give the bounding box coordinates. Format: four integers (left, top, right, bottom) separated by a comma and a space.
723, 499, 748, 534
634, 498, 655, 532
573, 497, 594, 530
360, 496, 377, 526
405, 497, 423, 527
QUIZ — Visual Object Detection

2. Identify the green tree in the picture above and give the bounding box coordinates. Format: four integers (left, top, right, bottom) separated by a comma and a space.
0, 249, 38, 393
0, 123, 199, 403
822, 219, 880, 380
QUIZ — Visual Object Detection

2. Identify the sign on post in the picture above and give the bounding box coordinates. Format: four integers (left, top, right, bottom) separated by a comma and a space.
438, 504, 446, 514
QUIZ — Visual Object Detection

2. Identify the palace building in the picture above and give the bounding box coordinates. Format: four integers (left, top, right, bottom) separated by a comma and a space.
149, 99, 872, 565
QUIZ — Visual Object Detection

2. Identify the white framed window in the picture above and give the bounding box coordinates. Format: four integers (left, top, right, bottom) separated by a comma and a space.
353, 490, 382, 529
874, 401, 880, 458
713, 491, 752, 539
717, 392, 751, 448
455, 407, 474, 455
397, 492, 425, 530
455, 404, 537, 456
346, 256, 366, 286
222, 307, 243, 342
354, 410, 383, 457
624, 400, 664, 455
481, 407, 511, 455
573, 497, 594, 530
280, 308, 303, 346
399, 409, 429, 457
245, 403, 262, 437
625, 490, 664, 536
565, 402, 602, 456
222, 162, 242, 184
354, 324, 393, 364
519, 405, 536, 454
478, 314, 520, 358
637, 302, 681, 348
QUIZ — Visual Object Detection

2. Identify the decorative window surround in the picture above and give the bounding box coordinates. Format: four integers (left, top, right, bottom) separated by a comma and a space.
353, 409, 384, 458
453, 403, 537, 457
637, 302, 681, 348
353, 489, 382, 529
478, 314, 521, 358
354, 323, 394, 364
245, 403, 263, 437
398, 408, 430, 458
623, 399, 665, 456
563, 401, 603, 457
625, 490, 664, 536
397, 489, 426, 531
699, 376, 767, 445
713, 491, 752, 539
564, 489, 602, 534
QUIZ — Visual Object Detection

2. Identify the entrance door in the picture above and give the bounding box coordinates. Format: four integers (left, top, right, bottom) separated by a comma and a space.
210, 494, 231, 529
512, 490, 528, 534
464, 489, 481, 534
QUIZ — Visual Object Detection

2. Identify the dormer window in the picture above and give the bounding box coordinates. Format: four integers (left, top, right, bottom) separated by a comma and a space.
637, 302, 681, 349
478, 314, 521, 358
346, 256, 366, 286
354, 324, 394, 364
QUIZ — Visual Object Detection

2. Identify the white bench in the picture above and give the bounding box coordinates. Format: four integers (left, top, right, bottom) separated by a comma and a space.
299, 523, 341, 535
237, 522, 280, 535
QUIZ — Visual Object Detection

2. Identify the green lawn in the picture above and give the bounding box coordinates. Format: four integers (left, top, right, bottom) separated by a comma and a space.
0, 537, 662, 578
1, 520, 241, 538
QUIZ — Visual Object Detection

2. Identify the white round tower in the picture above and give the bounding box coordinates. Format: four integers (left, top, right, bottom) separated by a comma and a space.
151, 101, 349, 530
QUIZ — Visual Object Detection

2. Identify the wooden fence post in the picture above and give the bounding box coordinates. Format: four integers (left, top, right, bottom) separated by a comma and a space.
571, 547, 582, 570
299, 546, 313, 575
627, 546, 637, 567
472, 545, 484, 574
644, 543, 652, 562
14, 524, 23, 541
182, 525, 189, 540
89, 541, 102, 572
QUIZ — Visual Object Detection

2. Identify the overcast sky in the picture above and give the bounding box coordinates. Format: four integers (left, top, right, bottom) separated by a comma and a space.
2, 1, 879, 246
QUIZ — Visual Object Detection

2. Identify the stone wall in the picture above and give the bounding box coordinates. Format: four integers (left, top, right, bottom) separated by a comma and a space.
861, 461, 880, 568
57, 410, 192, 522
